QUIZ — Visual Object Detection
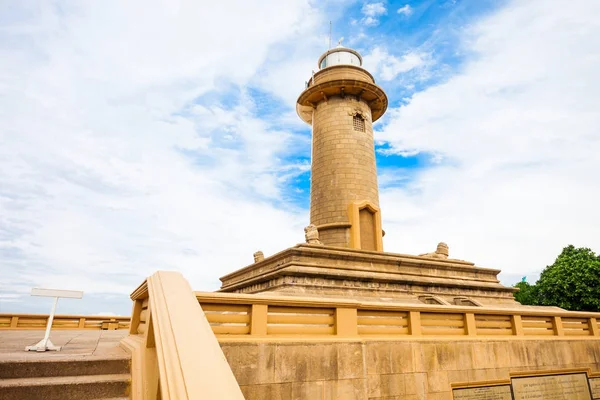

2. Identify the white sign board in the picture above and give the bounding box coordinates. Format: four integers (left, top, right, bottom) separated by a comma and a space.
25, 287, 84, 352
31, 288, 83, 299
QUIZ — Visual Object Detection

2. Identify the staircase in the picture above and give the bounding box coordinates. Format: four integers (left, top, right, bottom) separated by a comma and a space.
0, 357, 130, 400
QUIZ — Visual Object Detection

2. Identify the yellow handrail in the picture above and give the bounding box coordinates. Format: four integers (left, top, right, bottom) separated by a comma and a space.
195, 291, 600, 339
0, 313, 130, 330
121, 271, 244, 400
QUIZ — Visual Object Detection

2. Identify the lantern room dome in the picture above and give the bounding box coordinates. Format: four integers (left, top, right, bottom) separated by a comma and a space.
317, 45, 362, 70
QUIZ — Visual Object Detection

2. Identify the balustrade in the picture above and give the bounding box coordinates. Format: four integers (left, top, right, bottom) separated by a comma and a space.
194, 292, 600, 340
0, 313, 129, 330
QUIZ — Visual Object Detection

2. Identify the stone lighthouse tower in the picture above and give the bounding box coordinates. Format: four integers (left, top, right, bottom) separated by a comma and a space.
221, 46, 519, 307
297, 45, 388, 251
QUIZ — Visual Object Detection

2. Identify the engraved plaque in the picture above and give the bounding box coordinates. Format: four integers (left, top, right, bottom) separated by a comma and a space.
512, 372, 592, 400
452, 385, 512, 400
589, 377, 600, 400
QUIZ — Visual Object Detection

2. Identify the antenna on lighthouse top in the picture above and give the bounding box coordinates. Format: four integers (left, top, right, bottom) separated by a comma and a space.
329, 21, 332, 49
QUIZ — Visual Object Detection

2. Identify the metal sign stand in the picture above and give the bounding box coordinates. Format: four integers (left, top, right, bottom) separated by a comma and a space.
25, 288, 84, 352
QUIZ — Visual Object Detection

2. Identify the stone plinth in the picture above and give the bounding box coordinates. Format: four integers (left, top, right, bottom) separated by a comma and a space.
220, 338, 600, 400
219, 244, 518, 306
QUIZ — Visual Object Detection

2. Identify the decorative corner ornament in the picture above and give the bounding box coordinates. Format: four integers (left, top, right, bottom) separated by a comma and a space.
347, 109, 366, 119
304, 224, 322, 245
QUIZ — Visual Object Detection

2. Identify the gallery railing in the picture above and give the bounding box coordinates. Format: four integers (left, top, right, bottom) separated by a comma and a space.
0, 313, 129, 330
195, 292, 600, 339
121, 271, 244, 400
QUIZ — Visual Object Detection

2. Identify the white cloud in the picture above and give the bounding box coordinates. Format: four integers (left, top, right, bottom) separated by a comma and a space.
361, 2, 387, 26
397, 4, 413, 16
0, 0, 318, 310
378, 0, 600, 285
0, 294, 22, 303
1, 0, 597, 315
363, 47, 430, 81
363, 2, 387, 17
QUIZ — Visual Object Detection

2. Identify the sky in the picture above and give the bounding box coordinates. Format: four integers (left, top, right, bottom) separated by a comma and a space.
1, 0, 599, 316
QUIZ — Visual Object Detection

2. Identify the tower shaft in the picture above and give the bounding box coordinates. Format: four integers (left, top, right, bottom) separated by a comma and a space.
310, 96, 379, 248
297, 47, 388, 251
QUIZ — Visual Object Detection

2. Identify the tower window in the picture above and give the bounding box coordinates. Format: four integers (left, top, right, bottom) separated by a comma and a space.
353, 115, 365, 132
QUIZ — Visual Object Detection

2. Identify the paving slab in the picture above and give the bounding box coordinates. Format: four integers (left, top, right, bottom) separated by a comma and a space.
0, 330, 129, 361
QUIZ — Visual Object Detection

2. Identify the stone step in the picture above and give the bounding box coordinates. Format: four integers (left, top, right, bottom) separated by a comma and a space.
0, 357, 130, 379
0, 373, 130, 400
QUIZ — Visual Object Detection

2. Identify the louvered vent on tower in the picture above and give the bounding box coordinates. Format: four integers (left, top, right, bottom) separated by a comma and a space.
353, 114, 365, 132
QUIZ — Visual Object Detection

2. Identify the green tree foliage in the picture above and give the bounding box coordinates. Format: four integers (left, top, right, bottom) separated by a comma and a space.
513, 281, 538, 306
536, 245, 600, 312
514, 245, 600, 312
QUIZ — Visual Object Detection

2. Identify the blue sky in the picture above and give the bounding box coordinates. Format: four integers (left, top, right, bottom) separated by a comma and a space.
1, 0, 599, 316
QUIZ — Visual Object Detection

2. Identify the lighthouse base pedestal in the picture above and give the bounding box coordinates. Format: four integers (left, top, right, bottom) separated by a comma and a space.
219, 244, 527, 308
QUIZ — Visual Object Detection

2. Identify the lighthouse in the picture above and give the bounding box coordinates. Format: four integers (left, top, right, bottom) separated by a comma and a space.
296, 45, 388, 251
221, 46, 519, 308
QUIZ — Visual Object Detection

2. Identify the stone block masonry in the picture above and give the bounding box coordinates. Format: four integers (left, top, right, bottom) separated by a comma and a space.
221, 338, 600, 400
310, 96, 379, 247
